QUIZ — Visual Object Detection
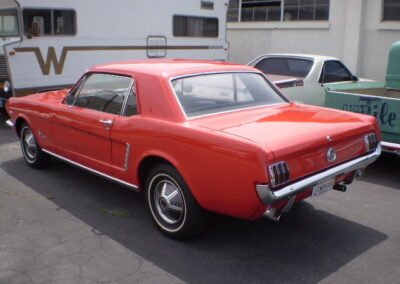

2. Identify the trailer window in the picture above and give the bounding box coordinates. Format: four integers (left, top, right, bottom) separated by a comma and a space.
0, 9, 19, 37
173, 15, 218, 37
23, 9, 76, 36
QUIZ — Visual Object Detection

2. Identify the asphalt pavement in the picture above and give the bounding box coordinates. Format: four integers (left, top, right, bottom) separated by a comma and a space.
0, 113, 399, 284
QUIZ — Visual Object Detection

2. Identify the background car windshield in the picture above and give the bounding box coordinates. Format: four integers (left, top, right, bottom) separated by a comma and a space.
172, 72, 285, 118
255, 57, 313, 78
0, 9, 19, 37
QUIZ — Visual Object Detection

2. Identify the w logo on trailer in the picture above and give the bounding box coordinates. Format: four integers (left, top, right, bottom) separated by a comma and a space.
14, 47, 68, 75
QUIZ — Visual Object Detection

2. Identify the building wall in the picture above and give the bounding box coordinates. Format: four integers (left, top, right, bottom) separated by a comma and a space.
360, 0, 400, 81
227, 0, 400, 81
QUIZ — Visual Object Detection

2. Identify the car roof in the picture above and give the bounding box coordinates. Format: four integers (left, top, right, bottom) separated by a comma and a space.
255, 53, 339, 61
90, 59, 258, 78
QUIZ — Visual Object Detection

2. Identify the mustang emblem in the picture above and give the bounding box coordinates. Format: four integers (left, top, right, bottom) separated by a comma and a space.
326, 147, 337, 162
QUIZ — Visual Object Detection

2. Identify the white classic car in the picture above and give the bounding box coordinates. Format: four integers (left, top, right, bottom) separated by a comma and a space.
248, 54, 367, 106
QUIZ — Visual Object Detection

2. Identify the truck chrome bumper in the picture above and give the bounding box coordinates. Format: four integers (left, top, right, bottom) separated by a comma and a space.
381, 141, 400, 153
256, 144, 382, 205
5, 119, 14, 127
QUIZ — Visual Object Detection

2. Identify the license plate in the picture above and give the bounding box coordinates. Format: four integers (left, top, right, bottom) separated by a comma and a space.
312, 179, 334, 197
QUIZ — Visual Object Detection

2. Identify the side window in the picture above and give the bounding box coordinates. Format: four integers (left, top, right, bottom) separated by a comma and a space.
75, 73, 132, 115
255, 58, 313, 78
23, 9, 76, 36
321, 61, 353, 83
124, 86, 139, 116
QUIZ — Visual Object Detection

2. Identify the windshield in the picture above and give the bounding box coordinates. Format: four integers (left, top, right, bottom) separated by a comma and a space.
171, 72, 286, 118
0, 9, 19, 37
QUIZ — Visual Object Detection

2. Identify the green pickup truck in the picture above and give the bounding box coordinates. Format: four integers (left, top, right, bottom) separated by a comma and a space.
325, 41, 400, 154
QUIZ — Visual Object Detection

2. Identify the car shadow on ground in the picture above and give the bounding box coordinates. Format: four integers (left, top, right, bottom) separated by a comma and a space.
360, 153, 400, 189
1, 155, 387, 284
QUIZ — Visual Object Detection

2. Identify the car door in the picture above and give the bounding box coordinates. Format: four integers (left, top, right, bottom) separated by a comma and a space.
109, 84, 141, 185
51, 73, 133, 175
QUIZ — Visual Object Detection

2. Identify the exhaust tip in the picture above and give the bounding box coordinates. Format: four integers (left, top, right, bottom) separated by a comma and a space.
333, 183, 347, 192
263, 208, 281, 222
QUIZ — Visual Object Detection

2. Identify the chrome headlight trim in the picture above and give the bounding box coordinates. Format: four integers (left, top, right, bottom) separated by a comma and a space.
3, 80, 10, 93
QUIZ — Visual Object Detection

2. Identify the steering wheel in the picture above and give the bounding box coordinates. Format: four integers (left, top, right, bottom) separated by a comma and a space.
96, 90, 120, 113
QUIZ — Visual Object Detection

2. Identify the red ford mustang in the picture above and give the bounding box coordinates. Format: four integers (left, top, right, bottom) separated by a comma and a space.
5, 60, 381, 239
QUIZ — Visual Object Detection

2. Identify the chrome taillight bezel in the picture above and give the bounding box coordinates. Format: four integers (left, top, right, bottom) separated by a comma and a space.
268, 161, 290, 188
364, 133, 378, 152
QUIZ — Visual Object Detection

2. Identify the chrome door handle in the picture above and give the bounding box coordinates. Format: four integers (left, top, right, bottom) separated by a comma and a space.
99, 119, 113, 126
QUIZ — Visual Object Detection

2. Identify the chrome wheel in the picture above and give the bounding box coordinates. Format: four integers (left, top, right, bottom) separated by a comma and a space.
21, 127, 37, 162
146, 164, 207, 239
153, 178, 184, 225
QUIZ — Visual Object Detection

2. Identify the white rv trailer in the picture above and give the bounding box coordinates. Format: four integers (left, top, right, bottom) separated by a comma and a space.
0, 0, 229, 106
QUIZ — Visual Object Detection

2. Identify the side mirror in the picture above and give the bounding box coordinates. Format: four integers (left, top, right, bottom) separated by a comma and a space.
351, 75, 359, 82
65, 94, 75, 105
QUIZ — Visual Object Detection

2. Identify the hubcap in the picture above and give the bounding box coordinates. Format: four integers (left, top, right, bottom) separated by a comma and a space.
23, 129, 37, 160
153, 180, 184, 225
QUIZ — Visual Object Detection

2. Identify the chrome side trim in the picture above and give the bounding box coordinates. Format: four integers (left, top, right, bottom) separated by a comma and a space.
6, 119, 14, 127
124, 143, 131, 171
382, 141, 400, 151
42, 149, 139, 191
256, 144, 382, 204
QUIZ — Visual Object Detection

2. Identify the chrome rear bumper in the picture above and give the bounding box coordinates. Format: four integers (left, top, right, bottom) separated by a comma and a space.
256, 144, 382, 205
5, 119, 14, 127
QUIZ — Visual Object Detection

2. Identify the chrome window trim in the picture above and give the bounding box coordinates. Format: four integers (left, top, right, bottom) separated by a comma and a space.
120, 79, 136, 116
120, 79, 139, 117
168, 70, 289, 121
42, 149, 139, 190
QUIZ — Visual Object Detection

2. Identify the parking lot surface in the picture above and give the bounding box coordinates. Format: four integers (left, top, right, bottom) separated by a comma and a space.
0, 114, 399, 284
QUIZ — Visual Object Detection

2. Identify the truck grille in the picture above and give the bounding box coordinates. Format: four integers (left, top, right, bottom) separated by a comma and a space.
0, 55, 8, 79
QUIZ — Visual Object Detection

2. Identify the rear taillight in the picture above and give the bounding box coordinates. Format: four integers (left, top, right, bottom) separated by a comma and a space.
268, 161, 290, 188
364, 133, 378, 152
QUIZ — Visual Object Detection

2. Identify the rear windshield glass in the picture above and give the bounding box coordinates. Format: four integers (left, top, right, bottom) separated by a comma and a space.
255, 57, 313, 78
171, 72, 286, 118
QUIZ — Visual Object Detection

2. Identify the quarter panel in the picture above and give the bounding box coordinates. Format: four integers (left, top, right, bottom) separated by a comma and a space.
115, 117, 269, 219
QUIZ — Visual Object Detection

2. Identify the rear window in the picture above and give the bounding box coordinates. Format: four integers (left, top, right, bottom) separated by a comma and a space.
171, 72, 285, 118
255, 57, 313, 78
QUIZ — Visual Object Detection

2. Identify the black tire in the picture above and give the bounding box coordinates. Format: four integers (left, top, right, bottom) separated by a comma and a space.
145, 163, 207, 240
20, 123, 51, 169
